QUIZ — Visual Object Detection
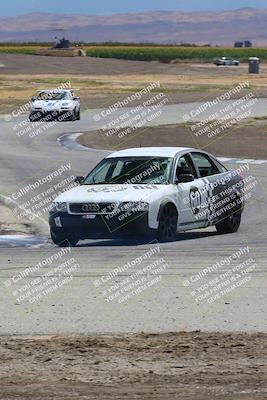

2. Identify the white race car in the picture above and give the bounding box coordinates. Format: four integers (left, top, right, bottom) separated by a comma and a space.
49, 147, 245, 246
29, 89, 80, 122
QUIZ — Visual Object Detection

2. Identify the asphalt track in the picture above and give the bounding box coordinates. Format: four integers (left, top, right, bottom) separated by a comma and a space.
0, 103, 266, 335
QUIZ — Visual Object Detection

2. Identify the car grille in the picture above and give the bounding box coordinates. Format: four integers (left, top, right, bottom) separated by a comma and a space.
69, 203, 116, 214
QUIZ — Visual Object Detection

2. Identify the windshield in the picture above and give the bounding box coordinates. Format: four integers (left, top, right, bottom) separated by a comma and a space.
83, 157, 173, 185
36, 92, 68, 101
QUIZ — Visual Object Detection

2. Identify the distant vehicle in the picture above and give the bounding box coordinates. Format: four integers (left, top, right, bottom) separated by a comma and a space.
29, 89, 80, 122
214, 57, 240, 66
234, 41, 252, 48
49, 147, 245, 246
53, 28, 70, 49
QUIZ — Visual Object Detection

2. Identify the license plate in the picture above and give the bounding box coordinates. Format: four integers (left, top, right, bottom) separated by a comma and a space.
82, 214, 96, 220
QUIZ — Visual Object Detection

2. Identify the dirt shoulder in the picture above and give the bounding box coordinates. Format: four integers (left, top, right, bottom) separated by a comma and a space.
0, 332, 266, 400
77, 121, 267, 160
0, 202, 33, 236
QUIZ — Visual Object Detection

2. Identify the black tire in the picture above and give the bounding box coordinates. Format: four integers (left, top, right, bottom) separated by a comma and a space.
157, 204, 178, 242
50, 229, 79, 247
63, 111, 76, 121
216, 211, 242, 234
76, 108, 81, 120
70, 110, 77, 121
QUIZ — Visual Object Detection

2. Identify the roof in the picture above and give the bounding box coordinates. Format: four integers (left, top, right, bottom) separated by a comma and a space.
36, 89, 79, 93
37, 90, 70, 93
107, 147, 195, 159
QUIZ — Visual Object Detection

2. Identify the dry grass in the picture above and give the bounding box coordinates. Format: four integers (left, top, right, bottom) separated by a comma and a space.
0, 69, 267, 113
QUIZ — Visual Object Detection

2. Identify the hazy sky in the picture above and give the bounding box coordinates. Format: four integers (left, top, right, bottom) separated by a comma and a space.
1, 0, 266, 16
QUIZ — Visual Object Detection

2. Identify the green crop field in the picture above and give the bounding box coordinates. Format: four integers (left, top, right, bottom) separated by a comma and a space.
0, 44, 266, 62
0, 46, 39, 55
85, 46, 267, 62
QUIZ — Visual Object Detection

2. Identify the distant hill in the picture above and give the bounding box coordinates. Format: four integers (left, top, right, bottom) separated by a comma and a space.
0, 8, 267, 45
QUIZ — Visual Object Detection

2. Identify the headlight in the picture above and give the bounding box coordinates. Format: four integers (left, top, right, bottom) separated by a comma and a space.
119, 202, 149, 212
61, 103, 72, 110
51, 202, 67, 213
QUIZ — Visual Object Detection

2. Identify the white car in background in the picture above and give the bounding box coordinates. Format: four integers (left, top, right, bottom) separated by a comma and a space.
214, 57, 240, 66
49, 147, 245, 246
29, 89, 80, 122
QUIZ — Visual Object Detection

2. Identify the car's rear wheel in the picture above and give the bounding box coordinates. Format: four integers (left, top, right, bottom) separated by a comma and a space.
157, 204, 178, 242
216, 211, 242, 234
50, 229, 79, 247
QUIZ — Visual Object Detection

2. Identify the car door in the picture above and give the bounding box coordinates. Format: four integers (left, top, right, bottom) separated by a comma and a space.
190, 152, 228, 226
174, 153, 210, 230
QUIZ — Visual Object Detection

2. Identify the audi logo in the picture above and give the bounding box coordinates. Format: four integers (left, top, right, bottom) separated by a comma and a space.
81, 204, 100, 212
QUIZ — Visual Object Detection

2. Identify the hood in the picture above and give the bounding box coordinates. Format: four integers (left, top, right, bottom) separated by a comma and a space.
55, 184, 172, 204
32, 100, 73, 109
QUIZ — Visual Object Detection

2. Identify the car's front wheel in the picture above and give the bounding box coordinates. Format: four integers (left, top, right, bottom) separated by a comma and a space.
157, 204, 178, 242
216, 211, 242, 234
50, 229, 79, 247
69, 110, 76, 121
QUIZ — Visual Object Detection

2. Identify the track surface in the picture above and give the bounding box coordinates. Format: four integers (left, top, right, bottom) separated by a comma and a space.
0, 109, 266, 335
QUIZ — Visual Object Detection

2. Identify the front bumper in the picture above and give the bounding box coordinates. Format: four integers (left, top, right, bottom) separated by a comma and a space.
49, 211, 153, 239
29, 110, 74, 121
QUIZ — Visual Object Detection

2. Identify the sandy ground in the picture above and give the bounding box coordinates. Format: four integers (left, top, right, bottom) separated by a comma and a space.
1, 54, 266, 76
0, 332, 266, 400
77, 120, 267, 160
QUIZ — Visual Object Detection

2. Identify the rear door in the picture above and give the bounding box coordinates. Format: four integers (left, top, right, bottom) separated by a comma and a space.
190, 152, 227, 226
174, 153, 210, 230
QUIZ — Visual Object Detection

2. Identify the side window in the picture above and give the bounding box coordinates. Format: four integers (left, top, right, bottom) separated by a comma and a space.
176, 154, 197, 180
211, 157, 228, 173
191, 153, 220, 178
111, 160, 127, 180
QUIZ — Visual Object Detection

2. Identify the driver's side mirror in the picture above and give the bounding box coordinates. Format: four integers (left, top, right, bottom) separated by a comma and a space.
176, 174, 195, 184
31, 96, 36, 102
75, 176, 84, 184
